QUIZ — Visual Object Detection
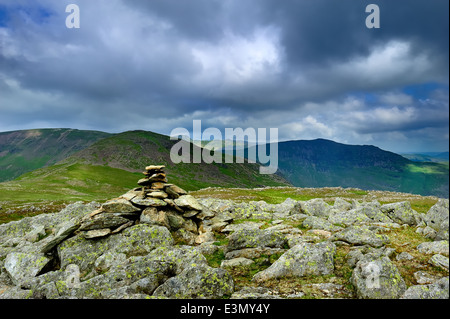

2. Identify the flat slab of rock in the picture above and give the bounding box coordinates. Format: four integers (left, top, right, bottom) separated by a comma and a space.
331, 225, 390, 248
4, 252, 51, 285
101, 198, 141, 214
174, 195, 203, 211
84, 228, 112, 239
417, 240, 449, 255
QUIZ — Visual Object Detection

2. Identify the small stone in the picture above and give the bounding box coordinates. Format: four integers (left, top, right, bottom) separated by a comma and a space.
396, 252, 414, 261
131, 196, 167, 208
145, 165, 165, 171
83, 228, 111, 239
151, 182, 167, 190
195, 232, 216, 245
183, 210, 200, 218
147, 191, 168, 199
221, 258, 254, 269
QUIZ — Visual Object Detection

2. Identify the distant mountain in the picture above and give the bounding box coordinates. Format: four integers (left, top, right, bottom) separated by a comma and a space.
401, 152, 449, 163
1, 130, 448, 203
0, 129, 111, 182
274, 139, 449, 198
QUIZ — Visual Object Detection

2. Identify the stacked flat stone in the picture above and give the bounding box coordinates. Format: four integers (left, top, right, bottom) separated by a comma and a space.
76, 165, 209, 244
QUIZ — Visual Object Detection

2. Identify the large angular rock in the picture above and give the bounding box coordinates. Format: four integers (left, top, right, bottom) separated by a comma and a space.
79, 215, 130, 231
41, 218, 81, 253
110, 224, 174, 257
424, 199, 449, 240
328, 209, 371, 226
429, 254, 449, 271
174, 195, 203, 211
226, 228, 287, 252
402, 277, 449, 299
417, 241, 449, 255
380, 201, 420, 226
352, 257, 407, 299
294, 199, 333, 218
4, 252, 51, 286
152, 265, 234, 299
252, 241, 336, 283
302, 216, 342, 232
331, 225, 390, 248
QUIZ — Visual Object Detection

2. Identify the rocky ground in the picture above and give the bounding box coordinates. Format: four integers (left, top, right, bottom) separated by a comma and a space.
0, 176, 448, 299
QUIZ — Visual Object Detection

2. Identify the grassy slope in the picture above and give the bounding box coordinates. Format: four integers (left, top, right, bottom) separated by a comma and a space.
0, 128, 111, 182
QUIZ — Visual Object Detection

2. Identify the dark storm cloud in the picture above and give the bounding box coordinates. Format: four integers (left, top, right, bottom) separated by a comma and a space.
0, 0, 448, 152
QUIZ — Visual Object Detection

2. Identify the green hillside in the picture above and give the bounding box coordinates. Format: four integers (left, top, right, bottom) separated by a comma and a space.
0, 130, 289, 208
0, 128, 111, 182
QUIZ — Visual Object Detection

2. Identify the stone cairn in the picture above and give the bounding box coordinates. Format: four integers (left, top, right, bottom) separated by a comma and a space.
75, 165, 212, 245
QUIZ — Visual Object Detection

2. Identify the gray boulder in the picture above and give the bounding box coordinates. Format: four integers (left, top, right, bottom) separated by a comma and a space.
352, 257, 407, 299
402, 277, 449, 299
429, 254, 449, 271
153, 265, 234, 299
328, 209, 371, 226
4, 252, 51, 286
226, 228, 287, 252
294, 199, 333, 218
331, 225, 390, 247
424, 199, 449, 240
252, 241, 336, 283
417, 240, 449, 255
302, 216, 342, 232
380, 201, 420, 226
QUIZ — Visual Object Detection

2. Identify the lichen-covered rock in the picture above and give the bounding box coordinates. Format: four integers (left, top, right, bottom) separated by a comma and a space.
174, 195, 203, 211
331, 225, 390, 247
352, 257, 407, 299
302, 216, 342, 232
355, 202, 393, 223
402, 277, 449, 299
231, 286, 282, 299
328, 209, 371, 226
293, 199, 333, 218
226, 228, 287, 252
252, 241, 336, 283
4, 252, 51, 286
152, 265, 234, 299
57, 233, 111, 276
101, 198, 141, 213
429, 254, 449, 271
424, 199, 449, 240
380, 201, 420, 226
41, 217, 81, 253
417, 241, 449, 255
221, 257, 254, 269
333, 198, 353, 211
110, 224, 174, 257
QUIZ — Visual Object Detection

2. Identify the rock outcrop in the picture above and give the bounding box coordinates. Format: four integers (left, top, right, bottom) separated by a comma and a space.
0, 172, 448, 300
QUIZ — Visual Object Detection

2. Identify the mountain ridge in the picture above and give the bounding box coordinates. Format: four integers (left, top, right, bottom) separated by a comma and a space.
0, 128, 448, 199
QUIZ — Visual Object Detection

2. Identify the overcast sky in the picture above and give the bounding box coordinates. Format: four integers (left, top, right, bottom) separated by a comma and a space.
0, 0, 448, 152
